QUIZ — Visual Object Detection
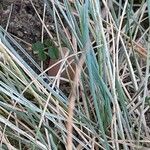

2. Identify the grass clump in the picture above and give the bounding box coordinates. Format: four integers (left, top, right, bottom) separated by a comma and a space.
0, 0, 150, 149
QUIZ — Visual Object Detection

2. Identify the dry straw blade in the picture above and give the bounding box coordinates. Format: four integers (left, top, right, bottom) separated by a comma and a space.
0, 26, 96, 149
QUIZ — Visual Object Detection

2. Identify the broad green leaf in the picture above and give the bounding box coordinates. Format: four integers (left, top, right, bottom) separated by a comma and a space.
48, 46, 59, 60
38, 49, 47, 61
32, 41, 47, 61
32, 41, 45, 53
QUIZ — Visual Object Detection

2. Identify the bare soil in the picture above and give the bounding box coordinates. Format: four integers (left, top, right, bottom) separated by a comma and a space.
0, 0, 54, 43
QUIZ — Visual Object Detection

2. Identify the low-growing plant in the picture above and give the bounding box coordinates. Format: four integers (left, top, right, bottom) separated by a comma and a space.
32, 39, 59, 61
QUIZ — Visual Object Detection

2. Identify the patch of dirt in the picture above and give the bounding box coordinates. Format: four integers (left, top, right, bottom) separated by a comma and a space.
0, 0, 56, 53
1, 0, 52, 70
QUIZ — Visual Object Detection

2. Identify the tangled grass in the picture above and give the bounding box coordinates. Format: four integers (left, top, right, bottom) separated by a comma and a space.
0, 0, 150, 149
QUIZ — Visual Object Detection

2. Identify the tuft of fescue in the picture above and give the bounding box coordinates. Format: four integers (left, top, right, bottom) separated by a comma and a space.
0, 0, 150, 149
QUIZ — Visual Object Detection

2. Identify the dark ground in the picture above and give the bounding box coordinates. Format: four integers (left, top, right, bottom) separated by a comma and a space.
0, 0, 55, 58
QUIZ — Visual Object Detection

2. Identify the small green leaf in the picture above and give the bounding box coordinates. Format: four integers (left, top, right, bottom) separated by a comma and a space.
32, 41, 45, 53
44, 39, 54, 47
32, 41, 47, 61
48, 46, 59, 60
38, 49, 47, 61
